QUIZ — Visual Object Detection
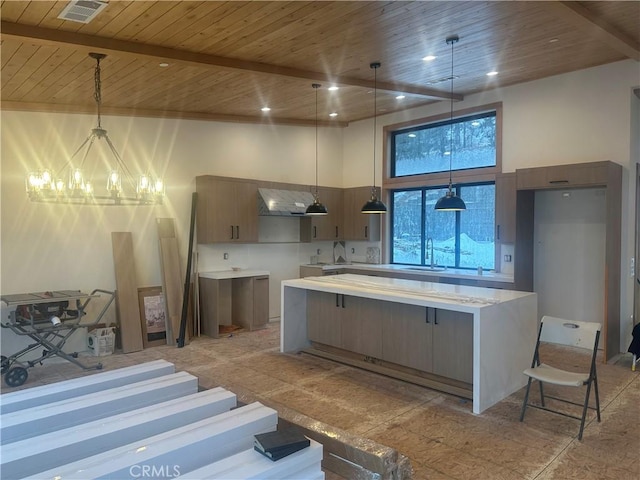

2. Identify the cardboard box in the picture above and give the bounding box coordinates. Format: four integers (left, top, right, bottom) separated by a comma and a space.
88, 327, 116, 356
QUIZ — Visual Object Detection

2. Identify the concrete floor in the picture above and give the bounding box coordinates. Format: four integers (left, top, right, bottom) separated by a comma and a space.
3, 321, 638, 479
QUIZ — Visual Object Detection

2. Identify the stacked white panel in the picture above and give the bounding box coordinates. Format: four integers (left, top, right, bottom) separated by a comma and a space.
26, 402, 278, 480
0, 360, 175, 414
182, 439, 324, 479
1, 387, 236, 479
1, 371, 197, 444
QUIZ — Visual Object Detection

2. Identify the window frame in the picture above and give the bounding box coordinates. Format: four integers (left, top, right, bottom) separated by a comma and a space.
389, 181, 496, 269
381, 102, 502, 265
390, 110, 498, 178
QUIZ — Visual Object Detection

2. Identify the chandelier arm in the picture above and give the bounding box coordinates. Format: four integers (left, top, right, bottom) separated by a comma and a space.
54, 132, 94, 178
78, 135, 98, 170
103, 134, 137, 190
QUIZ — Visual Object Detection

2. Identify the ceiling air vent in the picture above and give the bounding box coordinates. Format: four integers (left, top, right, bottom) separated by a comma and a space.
57, 1, 108, 24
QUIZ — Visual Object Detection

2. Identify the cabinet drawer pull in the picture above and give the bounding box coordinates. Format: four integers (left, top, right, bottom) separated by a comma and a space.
364, 226, 368, 238
335, 226, 338, 238
341, 295, 345, 308
434, 309, 438, 325
425, 309, 430, 324
549, 179, 569, 184
497, 224, 500, 241
336, 294, 339, 307
236, 225, 240, 239
313, 226, 317, 238
230, 225, 234, 239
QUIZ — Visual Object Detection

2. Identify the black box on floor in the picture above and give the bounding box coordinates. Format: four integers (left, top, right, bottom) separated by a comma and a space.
254, 427, 310, 461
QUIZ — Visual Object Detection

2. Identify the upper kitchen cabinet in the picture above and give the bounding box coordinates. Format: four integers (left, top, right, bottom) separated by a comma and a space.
343, 187, 381, 241
301, 186, 344, 242
495, 173, 516, 244
516, 161, 609, 190
196, 176, 259, 244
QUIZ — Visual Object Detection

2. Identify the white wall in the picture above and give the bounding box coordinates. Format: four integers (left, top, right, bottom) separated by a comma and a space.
534, 188, 606, 325
2, 59, 638, 355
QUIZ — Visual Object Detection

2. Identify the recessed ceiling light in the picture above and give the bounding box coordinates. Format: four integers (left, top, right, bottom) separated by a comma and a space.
486, 71, 498, 77
471, 121, 480, 127
422, 55, 437, 62
328, 86, 339, 91
549, 38, 559, 43
396, 95, 406, 100
159, 63, 169, 68
329, 112, 338, 117
408, 133, 416, 138
261, 107, 271, 112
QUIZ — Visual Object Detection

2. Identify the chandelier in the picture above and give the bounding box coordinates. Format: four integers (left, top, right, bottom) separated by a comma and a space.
25, 52, 164, 206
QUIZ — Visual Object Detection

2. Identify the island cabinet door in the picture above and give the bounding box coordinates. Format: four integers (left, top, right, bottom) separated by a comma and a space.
340, 296, 388, 358
307, 290, 342, 347
431, 309, 474, 384
382, 303, 432, 372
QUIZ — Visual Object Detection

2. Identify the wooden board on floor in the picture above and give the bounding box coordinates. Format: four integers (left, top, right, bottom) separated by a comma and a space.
111, 232, 144, 353
157, 218, 188, 346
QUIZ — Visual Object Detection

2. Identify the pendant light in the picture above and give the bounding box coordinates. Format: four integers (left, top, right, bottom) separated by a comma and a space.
361, 62, 387, 214
306, 83, 328, 216
435, 35, 466, 212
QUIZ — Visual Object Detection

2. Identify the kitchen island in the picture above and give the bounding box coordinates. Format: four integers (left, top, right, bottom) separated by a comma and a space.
281, 274, 537, 414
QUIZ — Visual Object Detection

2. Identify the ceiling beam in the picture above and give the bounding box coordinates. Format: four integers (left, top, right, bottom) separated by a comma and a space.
0, 101, 349, 128
555, 1, 640, 61
0, 21, 462, 101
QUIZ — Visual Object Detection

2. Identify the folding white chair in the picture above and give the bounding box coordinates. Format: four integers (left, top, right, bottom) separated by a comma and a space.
519, 315, 601, 440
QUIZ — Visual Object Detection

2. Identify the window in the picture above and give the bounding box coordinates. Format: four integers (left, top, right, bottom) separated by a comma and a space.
385, 104, 500, 271
391, 111, 496, 177
391, 183, 496, 270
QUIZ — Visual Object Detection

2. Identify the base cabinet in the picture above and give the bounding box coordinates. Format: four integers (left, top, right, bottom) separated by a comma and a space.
200, 275, 269, 338
382, 303, 432, 372
308, 292, 473, 384
307, 290, 342, 347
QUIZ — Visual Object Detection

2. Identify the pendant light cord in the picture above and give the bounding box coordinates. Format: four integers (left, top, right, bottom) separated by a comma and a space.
313, 83, 320, 197
373, 64, 378, 190
448, 36, 454, 188
315, 85, 318, 196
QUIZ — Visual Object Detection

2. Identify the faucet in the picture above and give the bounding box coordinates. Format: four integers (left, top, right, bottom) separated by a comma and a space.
426, 237, 434, 267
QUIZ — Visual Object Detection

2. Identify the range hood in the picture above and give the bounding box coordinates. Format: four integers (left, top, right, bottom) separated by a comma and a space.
257, 188, 315, 216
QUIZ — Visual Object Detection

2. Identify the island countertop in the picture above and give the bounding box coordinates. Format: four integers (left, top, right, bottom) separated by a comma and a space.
283, 274, 527, 313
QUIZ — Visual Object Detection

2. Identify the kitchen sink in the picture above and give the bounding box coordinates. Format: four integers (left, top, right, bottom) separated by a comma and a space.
403, 266, 447, 272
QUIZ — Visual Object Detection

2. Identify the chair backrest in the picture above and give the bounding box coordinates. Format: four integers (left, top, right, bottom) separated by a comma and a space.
539, 315, 601, 351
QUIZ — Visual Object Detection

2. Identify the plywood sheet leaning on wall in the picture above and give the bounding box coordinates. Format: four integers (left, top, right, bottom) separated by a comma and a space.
111, 232, 144, 353
157, 218, 188, 346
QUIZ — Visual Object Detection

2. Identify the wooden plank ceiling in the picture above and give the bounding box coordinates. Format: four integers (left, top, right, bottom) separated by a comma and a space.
1, 1, 639, 126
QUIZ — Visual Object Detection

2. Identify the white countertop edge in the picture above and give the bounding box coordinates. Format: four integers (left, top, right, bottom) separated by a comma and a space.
283, 274, 533, 312
199, 270, 270, 280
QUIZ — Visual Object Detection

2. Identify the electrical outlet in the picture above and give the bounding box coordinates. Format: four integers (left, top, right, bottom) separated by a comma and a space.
351, 248, 355, 254
223, 253, 229, 260
504, 254, 512, 262
317, 249, 321, 255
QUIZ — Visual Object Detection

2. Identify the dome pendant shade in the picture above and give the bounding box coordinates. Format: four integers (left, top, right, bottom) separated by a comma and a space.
435, 187, 466, 211
362, 194, 387, 214
306, 197, 328, 215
